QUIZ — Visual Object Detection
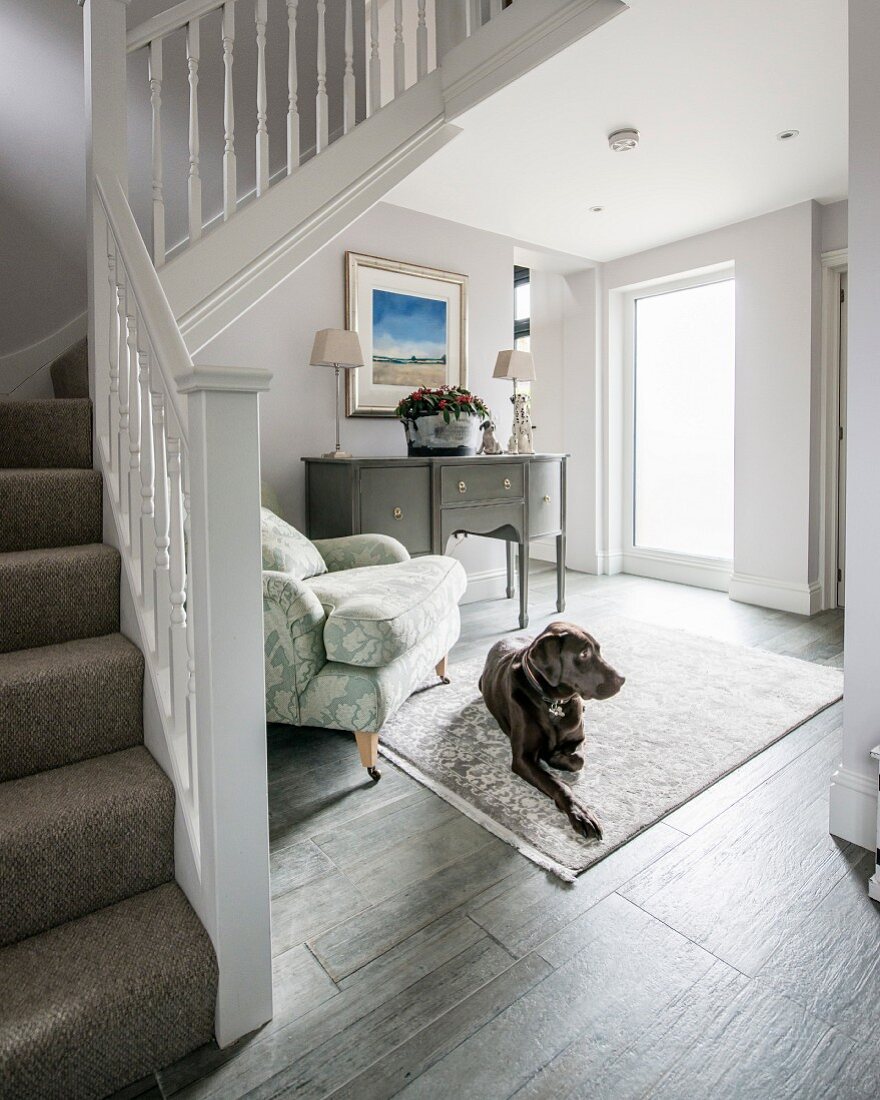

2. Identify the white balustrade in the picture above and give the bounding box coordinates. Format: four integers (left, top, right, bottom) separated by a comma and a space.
127, 309, 143, 567
417, 0, 428, 79
138, 330, 156, 630
151, 390, 172, 675
369, 0, 382, 115
255, 0, 269, 195
394, 0, 405, 96
186, 19, 203, 243
222, 1, 237, 218
343, 0, 355, 135
316, 0, 328, 152
286, 0, 300, 172
148, 39, 165, 265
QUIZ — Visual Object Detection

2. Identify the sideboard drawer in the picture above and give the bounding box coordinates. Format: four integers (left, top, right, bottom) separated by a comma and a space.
529, 461, 562, 537
440, 462, 524, 505
359, 466, 432, 555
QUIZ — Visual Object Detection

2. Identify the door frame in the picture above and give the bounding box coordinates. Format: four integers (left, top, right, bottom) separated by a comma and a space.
819, 248, 848, 610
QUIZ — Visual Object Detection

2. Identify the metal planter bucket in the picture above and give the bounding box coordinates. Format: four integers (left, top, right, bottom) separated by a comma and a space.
402, 412, 480, 456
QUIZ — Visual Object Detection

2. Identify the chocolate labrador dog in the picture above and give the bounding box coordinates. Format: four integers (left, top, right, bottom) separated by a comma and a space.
480, 622, 625, 840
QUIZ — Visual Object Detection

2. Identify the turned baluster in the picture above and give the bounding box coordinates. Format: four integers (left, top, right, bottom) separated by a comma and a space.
186, 19, 202, 243
417, 0, 428, 79
183, 483, 198, 801
118, 283, 137, 532
168, 438, 188, 736
152, 393, 171, 675
286, 0, 300, 172
369, 0, 382, 115
469, 0, 482, 35
394, 0, 405, 97
106, 229, 118, 459
222, 1, 237, 219
127, 309, 142, 573
112, 265, 126, 500
343, 0, 355, 134
149, 38, 165, 265
316, 0, 328, 152
255, 0, 269, 194
138, 330, 155, 625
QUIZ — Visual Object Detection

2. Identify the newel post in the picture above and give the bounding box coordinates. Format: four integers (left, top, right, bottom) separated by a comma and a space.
83, 0, 130, 455
177, 364, 273, 1047
435, 0, 469, 61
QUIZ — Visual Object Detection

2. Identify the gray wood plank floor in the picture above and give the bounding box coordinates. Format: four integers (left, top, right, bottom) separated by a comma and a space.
146, 568, 880, 1100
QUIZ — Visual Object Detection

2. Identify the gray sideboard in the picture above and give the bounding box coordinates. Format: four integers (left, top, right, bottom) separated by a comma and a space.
302, 454, 568, 628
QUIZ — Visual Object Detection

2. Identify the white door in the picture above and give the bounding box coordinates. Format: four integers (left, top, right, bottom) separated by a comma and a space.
837, 272, 848, 607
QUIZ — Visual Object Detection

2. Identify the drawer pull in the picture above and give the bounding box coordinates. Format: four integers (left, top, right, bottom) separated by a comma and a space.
503, 478, 512, 490
458, 481, 467, 494
543, 494, 552, 504
393, 507, 403, 520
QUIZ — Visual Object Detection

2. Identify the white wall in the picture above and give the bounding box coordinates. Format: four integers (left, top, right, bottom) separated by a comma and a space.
830, 0, 880, 858
592, 201, 824, 614
198, 201, 524, 594
821, 198, 849, 253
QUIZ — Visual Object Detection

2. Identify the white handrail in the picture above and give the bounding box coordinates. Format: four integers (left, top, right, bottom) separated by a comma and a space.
128, 0, 223, 53
95, 174, 191, 432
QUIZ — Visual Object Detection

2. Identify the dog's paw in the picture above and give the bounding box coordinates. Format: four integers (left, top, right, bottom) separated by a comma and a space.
568, 804, 603, 840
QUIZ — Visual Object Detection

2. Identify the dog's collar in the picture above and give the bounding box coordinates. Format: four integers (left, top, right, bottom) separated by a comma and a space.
521, 653, 571, 719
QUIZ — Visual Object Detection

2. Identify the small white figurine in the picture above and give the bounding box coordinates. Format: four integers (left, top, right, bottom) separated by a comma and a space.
507, 434, 518, 455
511, 391, 535, 454
477, 419, 504, 455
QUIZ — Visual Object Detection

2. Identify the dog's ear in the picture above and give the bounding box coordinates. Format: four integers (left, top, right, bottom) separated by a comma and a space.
528, 631, 566, 687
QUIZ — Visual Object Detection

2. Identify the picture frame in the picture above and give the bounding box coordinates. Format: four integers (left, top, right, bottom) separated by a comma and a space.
345, 251, 469, 417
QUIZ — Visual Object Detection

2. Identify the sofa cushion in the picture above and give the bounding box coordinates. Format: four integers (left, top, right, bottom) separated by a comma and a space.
260, 508, 327, 580
305, 556, 467, 667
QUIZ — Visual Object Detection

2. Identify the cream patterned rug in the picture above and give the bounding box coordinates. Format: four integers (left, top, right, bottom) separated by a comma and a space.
378, 619, 843, 881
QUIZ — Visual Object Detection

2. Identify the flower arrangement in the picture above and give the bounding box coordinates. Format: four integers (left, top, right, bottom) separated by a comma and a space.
395, 385, 490, 425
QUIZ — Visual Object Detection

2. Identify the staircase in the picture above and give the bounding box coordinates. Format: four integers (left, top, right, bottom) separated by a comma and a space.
0, 398, 217, 1099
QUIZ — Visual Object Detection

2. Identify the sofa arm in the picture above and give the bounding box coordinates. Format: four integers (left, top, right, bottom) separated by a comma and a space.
312, 534, 411, 572
262, 571, 327, 724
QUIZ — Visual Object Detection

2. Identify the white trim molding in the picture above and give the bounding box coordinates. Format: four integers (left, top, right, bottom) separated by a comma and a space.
829, 762, 878, 854
623, 548, 731, 592
0, 311, 87, 398
461, 567, 507, 605
729, 572, 821, 616
818, 248, 848, 611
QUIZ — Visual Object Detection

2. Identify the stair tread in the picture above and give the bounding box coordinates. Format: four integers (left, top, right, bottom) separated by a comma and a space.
0, 468, 102, 552
0, 633, 144, 780
0, 543, 120, 653
0, 882, 217, 1100
0, 399, 92, 470
0, 747, 174, 947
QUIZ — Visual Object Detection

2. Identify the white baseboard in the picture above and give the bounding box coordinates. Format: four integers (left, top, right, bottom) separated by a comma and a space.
729, 572, 822, 616
829, 764, 878, 852
596, 550, 623, 576
622, 549, 731, 592
461, 568, 508, 605
0, 311, 87, 398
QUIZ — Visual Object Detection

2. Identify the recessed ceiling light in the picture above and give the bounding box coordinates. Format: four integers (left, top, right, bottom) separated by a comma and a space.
777, 129, 800, 142
589, 205, 605, 213
608, 128, 640, 152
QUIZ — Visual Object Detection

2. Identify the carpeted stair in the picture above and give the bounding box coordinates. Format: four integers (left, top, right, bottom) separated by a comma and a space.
0, 397, 217, 1099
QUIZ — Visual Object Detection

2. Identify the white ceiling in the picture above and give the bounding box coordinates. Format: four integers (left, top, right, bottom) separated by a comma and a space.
388, 0, 848, 262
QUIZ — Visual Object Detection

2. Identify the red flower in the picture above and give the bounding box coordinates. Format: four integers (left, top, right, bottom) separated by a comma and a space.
438, 400, 447, 409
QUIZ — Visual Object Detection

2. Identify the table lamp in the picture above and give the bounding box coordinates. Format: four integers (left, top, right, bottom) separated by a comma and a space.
493, 349, 536, 454
310, 328, 365, 459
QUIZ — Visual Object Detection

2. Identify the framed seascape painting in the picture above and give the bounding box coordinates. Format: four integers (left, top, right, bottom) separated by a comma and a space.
345, 252, 469, 417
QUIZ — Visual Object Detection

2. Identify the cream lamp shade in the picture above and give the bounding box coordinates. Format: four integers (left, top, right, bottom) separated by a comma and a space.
309, 329, 365, 368
493, 349, 536, 381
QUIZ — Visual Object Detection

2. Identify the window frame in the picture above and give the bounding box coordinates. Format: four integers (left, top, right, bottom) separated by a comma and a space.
514, 265, 530, 346
621, 265, 736, 590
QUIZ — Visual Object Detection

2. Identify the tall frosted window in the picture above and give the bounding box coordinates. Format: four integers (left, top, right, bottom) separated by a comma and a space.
633, 279, 735, 560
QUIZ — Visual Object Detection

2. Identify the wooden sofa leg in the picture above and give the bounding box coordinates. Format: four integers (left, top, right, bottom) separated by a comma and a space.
355, 731, 381, 782
435, 655, 450, 684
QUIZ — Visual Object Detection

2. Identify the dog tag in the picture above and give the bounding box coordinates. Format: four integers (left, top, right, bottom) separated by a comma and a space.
548, 700, 566, 718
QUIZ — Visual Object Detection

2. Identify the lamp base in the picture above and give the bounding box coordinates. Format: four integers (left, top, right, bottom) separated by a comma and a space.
322, 449, 352, 459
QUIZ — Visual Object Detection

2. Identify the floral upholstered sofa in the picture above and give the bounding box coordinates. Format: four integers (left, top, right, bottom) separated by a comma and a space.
261, 507, 466, 778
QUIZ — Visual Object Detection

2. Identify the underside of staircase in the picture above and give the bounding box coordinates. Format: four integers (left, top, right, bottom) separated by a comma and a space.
0, 396, 217, 1099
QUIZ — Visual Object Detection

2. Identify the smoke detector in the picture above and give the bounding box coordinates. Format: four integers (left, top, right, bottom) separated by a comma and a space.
608, 128, 640, 152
